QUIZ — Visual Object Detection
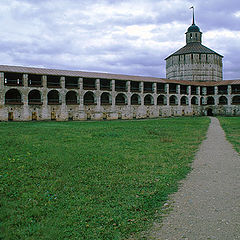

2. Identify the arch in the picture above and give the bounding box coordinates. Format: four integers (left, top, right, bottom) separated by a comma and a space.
218, 96, 228, 105
180, 96, 188, 105
157, 95, 166, 105
144, 94, 154, 105
207, 108, 213, 116
5, 89, 22, 104
84, 91, 95, 105
191, 96, 198, 105
48, 90, 60, 104
207, 96, 215, 105
131, 94, 141, 105
200, 97, 205, 105
116, 93, 127, 105
101, 92, 111, 105
169, 95, 178, 105
66, 91, 78, 105
28, 90, 41, 104
232, 96, 240, 105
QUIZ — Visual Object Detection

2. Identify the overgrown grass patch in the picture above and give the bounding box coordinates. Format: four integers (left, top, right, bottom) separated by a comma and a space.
218, 117, 240, 153
0, 117, 210, 239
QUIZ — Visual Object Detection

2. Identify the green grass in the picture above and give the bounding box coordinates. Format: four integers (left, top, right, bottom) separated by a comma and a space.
218, 117, 240, 154
0, 117, 210, 240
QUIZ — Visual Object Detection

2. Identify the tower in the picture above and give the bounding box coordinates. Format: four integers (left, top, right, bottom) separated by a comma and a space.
165, 8, 223, 81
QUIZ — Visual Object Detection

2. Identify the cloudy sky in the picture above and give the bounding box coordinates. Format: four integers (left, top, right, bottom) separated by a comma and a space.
0, 0, 239, 80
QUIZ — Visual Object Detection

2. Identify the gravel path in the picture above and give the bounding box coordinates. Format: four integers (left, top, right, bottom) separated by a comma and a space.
147, 117, 240, 240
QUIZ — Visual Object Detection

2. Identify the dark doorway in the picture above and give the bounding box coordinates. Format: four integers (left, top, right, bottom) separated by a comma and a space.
207, 108, 213, 116
8, 112, 13, 121
32, 112, 37, 121
51, 111, 56, 120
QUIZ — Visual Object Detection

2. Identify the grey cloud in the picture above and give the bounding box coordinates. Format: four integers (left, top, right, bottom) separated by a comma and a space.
0, 0, 239, 79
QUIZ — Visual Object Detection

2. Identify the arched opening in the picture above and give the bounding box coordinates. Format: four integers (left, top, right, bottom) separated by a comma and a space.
157, 95, 166, 105
5, 89, 22, 104
51, 111, 56, 120
200, 97, 205, 105
48, 90, 60, 105
84, 91, 95, 105
191, 96, 198, 105
101, 92, 111, 105
207, 96, 215, 105
28, 90, 42, 105
180, 96, 188, 105
232, 96, 240, 105
169, 95, 178, 105
32, 112, 37, 121
207, 108, 213, 116
218, 96, 228, 105
116, 93, 127, 105
8, 112, 13, 121
131, 94, 141, 105
144, 94, 154, 105
66, 91, 78, 105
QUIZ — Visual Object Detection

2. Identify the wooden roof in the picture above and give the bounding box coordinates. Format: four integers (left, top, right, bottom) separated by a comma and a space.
0, 64, 239, 86
165, 42, 223, 59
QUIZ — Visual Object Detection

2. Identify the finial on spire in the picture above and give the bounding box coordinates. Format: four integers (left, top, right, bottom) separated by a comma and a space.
190, 6, 195, 25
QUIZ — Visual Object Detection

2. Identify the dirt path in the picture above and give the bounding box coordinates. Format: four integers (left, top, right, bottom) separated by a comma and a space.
147, 117, 240, 240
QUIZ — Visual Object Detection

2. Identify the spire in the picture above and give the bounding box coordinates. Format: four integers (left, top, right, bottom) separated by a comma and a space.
186, 6, 202, 44
190, 6, 195, 25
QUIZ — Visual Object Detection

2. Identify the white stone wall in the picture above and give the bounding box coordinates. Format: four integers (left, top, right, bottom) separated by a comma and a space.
1, 72, 240, 121
166, 53, 223, 82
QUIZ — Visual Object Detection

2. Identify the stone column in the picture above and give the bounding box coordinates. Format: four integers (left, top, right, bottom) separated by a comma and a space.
177, 84, 180, 94
96, 79, 100, 91
214, 86, 218, 95
227, 85, 231, 95
140, 82, 144, 94
197, 86, 200, 95
23, 74, 28, 87
60, 76, 65, 88
165, 84, 169, 95
111, 80, 115, 91
153, 83, 157, 94
78, 78, 83, 90
127, 81, 131, 92
96, 94, 101, 108
202, 87, 207, 96
227, 85, 232, 106
0, 72, 4, 105
42, 75, 47, 88
188, 86, 191, 105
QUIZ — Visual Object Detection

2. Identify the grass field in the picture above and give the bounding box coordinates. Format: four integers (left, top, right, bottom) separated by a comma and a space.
0, 117, 210, 240
218, 117, 240, 154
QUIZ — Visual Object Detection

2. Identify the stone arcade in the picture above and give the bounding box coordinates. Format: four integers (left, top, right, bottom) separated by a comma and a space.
0, 19, 240, 121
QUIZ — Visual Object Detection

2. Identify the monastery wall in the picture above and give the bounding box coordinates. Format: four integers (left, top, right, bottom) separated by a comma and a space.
0, 71, 240, 121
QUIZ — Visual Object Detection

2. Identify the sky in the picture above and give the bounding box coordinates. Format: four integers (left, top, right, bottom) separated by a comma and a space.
0, 0, 239, 80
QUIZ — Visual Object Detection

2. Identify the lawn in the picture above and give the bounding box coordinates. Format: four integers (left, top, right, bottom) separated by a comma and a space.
218, 117, 240, 154
0, 117, 210, 240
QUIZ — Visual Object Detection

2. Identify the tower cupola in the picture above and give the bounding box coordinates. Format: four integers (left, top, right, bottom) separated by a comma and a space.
186, 7, 202, 44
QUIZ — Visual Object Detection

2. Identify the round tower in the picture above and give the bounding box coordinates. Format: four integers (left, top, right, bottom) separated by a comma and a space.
165, 8, 223, 81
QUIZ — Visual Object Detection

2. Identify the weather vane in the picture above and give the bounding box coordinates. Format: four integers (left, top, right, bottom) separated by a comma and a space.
190, 6, 195, 25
